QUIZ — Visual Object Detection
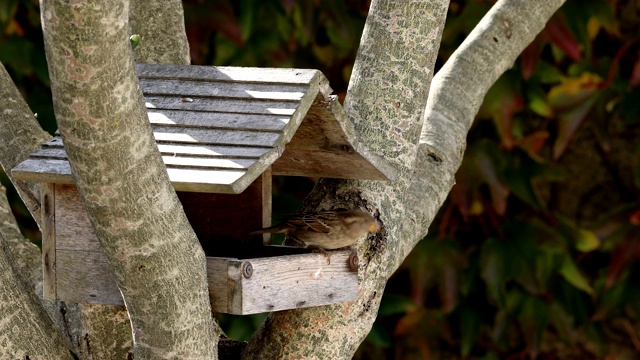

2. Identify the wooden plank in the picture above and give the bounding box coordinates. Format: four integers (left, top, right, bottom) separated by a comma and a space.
272, 95, 395, 181
153, 125, 282, 147
273, 149, 388, 180
162, 156, 256, 170
12, 153, 274, 194
148, 110, 290, 131
55, 184, 102, 252
55, 249, 123, 305
31, 148, 260, 172
261, 168, 272, 245
206, 258, 232, 313
41, 182, 56, 300
167, 168, 246, 189
140, 79, 309, 101
136, 64, 322, 86
145, 96, 299, 116
157, 143, 273, 158
11, 158, 75, 184
227, 251, 358, 315
32, 138, 273, 159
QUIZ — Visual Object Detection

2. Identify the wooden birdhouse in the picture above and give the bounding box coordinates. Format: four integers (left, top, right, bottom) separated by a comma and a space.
12, 64, 394, 315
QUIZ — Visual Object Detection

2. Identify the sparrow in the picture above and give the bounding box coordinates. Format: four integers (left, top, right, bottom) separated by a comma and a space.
249, 209, 381, 263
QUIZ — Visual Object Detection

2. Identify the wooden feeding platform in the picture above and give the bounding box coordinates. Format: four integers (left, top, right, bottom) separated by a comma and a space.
12, 64, 393, 315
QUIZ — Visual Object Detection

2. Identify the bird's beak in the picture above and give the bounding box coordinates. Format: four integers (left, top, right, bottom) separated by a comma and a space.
369, 219, 381, 233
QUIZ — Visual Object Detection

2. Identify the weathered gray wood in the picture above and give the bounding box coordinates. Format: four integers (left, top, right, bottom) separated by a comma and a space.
30, 147, 258, 169
148, 110, 290, 131
261, 167, 272, 245
55, 184, 102, 252
54, 245, 357, 313
218, 250, 358, 315
136, 64, 326, 89
272, 95, 395, 180
206, 257, 231, 313
141, 78, 309, 101
12, 158, 74, 185
12, 64, 396, 194
55, 249, 123, 305
145, 96, 299, 116
41, 182, 56, 300
152, 125, 281, 147
155, 143, 273, 158
33, 140, 273, 159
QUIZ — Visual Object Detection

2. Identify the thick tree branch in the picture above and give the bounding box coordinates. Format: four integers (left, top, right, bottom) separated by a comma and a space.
0, 62, 134, 359
243, 1, 449, 358
0, 63, 51, 225
39, 1, 217, 357
0, 231, 72, 358
402, 0, 567, 257
129, 0, 190, 64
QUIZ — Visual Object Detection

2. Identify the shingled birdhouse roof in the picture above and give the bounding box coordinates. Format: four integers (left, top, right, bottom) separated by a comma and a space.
12, 64, 395, 193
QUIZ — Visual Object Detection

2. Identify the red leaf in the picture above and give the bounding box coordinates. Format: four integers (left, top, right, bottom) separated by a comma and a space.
631, 50, 640, 88
630, 209, 640, 226
544, 14, 581, 62
552, 94, 598, 160
521, 33, 546, 80
517, 131, 550, 161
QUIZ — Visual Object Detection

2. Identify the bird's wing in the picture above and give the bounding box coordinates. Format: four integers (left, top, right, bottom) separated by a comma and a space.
286, 213, 334, 233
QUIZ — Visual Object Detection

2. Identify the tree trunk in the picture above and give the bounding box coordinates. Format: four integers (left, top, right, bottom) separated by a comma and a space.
39, 0, 218, 357
243, 0, 566, 358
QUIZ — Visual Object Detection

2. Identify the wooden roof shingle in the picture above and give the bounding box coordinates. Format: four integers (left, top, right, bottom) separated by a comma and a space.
12, 64, 395, 194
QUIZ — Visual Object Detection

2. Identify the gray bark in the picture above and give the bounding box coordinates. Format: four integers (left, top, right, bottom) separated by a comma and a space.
408, 0, 567, 247
243, 0, 449, 358
0, 64, 51, 226
129, 0, 191, 65
244, 0, 566, 358
0, 189, 71, 358
39, 0, 217, 358
0, 62, 133, 359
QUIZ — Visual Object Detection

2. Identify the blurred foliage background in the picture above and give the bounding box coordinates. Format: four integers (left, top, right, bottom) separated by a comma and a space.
2, 0, 640, 358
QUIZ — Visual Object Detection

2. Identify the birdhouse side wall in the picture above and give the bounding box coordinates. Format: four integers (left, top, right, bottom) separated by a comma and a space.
44, 183, 123, 305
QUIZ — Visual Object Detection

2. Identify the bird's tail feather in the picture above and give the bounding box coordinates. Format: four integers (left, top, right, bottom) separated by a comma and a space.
247, 225, 286, 235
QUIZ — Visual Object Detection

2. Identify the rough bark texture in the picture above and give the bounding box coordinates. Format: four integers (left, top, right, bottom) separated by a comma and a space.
0, 63, 51, 226
0, 214, 72, 358
129, 0, 190, 65
408, 0, 567, 250
244, 0, 567, 359
39, 0, 217, 358
1, 64, 133, 358
243, 1, 449, 358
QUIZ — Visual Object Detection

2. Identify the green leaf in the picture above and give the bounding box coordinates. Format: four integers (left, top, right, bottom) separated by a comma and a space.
365, 323, 392, 348
480, 238, 508, 306
553, 93, 599, 159
530, 60, 565, 84
556, 214, 601, 252
378, 294, 416, 316
0, 0, 18, 23
459, 306, 481, 356
548, 73, 601, 110
129, 34, 141, 49
560, 256, 594, 295
517, 295, 550, 353
526, 85, 554, 118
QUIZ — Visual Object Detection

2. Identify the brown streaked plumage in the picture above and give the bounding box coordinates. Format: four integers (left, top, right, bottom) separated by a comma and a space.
249, 209, 381, 251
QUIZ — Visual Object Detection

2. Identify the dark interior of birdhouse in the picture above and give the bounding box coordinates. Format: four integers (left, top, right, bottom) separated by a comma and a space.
176, 172, 317, 259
